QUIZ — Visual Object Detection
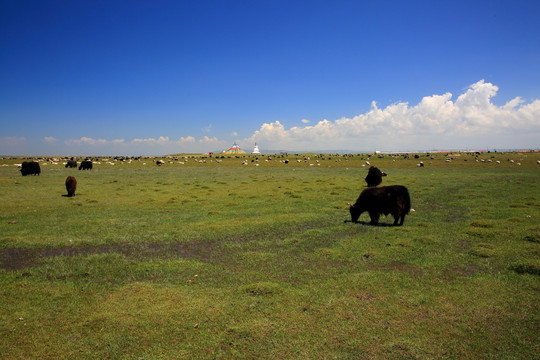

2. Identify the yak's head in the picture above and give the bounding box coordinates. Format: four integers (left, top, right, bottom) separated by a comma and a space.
348, 202, 363, 223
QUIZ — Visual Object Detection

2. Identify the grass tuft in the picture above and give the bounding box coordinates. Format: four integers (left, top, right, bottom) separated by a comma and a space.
470, 219, 496, 228
523, 232, 540, 243
469, 243, 496, 258
240, 282, 284, 296
510, 261, 540, 275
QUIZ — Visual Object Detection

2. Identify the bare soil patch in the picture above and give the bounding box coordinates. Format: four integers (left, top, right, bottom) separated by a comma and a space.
0, 239, 220, 271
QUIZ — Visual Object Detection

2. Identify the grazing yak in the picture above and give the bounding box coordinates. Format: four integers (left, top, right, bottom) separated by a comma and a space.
20, 161, 41, 176
79, 160, 93, 170
65, 176, 77, 197
65, 160, 77, 168
364, 166, 387, 187
348, 185, 411, 226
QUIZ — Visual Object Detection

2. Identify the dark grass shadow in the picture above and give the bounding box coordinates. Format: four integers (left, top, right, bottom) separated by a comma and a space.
344, 219, 397, 227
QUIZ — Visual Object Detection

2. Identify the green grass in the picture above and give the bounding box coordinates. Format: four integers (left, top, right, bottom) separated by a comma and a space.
1, 152, 539, 359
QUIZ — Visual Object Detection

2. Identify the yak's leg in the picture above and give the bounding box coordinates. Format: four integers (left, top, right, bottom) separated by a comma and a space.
392, 213, 399, 226
368, 211, 379, 225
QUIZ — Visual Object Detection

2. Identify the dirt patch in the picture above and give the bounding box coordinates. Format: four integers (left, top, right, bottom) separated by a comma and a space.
439, 263, 481, 280
0, 239, 221, 271
368, 261, 424, 277
0, 221, 352, 272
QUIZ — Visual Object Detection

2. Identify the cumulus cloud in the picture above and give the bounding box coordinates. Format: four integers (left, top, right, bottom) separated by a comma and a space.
57, 135, 226, 155
132, 136, 170, 144
179, 136, 195, 143
244, 80, 540, 151
65, 136, 108, 146
199, 136, 221, 144
4, 80, 537, 156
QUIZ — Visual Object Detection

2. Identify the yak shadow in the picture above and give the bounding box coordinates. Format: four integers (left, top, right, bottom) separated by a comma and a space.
344, 219, 396, 227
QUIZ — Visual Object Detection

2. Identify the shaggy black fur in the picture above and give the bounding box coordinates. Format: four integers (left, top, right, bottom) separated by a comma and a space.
20, 161, 41, 176
364, 166, 386, 187
79, 160, 93, 170
349, 185, 411, 226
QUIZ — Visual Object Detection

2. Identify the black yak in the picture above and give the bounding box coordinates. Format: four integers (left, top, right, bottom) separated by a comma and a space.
364, 166, 387, 187
20, 161, 41, 176
349, 185, 410, 226
79, 160, 92, 170
65, 160, 77, 168
65, 176, 77, 197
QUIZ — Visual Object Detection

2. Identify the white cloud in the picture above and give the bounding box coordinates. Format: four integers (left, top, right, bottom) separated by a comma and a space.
59, 135, 220, 155
244, 80, 540, 151
132, 136, 170, 144
198, 136, 222, 144
65, 136, 108, 146
179, 136, 195, 143
3, 80, 537, 156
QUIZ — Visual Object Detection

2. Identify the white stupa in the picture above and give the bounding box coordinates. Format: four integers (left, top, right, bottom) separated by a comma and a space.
252, 143, 261, 154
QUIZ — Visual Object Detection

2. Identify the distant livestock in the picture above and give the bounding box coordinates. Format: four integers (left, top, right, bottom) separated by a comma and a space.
79, 160, 93, 170
156, 160, 164, 166
348, 185, 411, 226
65, 160, 77, 168
65, 176, 77, 197
20, 161, 41, 176
364, 166, 387, 187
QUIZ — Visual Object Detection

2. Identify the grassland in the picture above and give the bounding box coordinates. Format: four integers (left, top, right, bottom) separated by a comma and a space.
1, 152, 539, 359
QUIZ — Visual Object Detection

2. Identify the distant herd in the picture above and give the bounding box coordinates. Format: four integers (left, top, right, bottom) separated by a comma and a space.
20, 158, 89, 197
13, 152, 538, 226
16, 156, 412, 226
20, 158, 94, 176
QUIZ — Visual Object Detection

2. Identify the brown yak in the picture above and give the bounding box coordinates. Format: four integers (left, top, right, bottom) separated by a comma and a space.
65, 176, 77, 197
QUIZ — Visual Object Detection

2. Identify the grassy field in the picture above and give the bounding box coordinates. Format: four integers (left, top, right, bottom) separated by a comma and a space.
1, 152, 539, 359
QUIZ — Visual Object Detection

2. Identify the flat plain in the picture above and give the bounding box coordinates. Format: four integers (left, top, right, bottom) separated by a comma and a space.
1, 152, 539, 359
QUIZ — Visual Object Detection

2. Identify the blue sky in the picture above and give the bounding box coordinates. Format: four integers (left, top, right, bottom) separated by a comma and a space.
1, 0, 539, 155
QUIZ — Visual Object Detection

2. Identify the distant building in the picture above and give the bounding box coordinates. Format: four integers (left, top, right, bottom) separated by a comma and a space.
252, 143, 260, 154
